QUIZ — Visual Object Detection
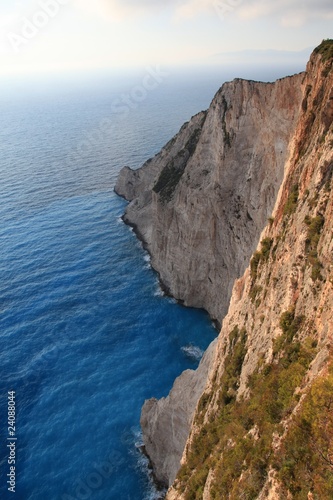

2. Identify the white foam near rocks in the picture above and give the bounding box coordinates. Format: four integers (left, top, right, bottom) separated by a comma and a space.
181, 344, 204, 362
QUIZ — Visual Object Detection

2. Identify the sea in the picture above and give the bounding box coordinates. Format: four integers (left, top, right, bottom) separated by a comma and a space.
0, 60, 308, 500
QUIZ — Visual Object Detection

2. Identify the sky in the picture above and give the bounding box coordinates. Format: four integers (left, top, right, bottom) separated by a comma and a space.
0, 0, 332, 76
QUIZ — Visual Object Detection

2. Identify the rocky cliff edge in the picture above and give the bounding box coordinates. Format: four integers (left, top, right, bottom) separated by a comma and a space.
115, 40, 333, 498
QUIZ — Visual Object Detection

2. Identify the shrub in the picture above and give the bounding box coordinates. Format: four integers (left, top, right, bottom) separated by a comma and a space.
261, 238, 274, 260
279, 309, 304, 341
250, 251, 261, 281
177, 319, 317, 500
278, 362, 333, 497
153, 126, 203, 201
314, 39, 333, 63
304, 214, 325, 281
250, 238, 274, 282
283, 184, 299, 216
249, 285, 263, 305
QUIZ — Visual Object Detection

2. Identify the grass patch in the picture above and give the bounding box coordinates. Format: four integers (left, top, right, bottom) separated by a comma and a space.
176, 312, 318, 500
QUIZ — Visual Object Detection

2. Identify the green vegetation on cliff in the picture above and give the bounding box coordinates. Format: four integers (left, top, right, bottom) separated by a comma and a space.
175, 312, 321, 500
304, 214, 325, 281
278, 360, 333, 498
164, 39, 333, 500
283, 183, 299, 217
153, 114, 206, 202
250, 237, 274, 282
314, 39, 333, 62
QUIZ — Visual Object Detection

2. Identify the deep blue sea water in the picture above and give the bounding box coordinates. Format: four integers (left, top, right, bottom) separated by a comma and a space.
0, 60, 308, 500
0, 67, 227, 500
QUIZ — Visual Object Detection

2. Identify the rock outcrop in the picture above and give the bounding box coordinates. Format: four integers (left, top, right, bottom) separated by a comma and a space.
116, 40, 333, 498
140, 340, 217, 487
167, 42, 333, 499
115, 74, 304, 324
116, 71, 304, 488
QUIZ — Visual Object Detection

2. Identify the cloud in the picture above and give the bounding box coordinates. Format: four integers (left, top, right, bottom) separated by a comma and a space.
73, 0, 216, 21
0, 3, 31, 29
175, 0, 216, 19
230, 0, 333, 26
74, 0, 333, 25
73, 0, 168, 20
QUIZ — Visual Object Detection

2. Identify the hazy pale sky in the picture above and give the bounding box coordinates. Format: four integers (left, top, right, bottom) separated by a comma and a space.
0, 0, 332, 76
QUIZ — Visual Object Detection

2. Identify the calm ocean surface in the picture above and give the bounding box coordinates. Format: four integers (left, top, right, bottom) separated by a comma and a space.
0, 62, 306, 499
0, 67, 226, 500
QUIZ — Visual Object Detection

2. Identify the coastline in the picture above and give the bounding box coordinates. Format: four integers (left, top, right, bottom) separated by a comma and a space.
115, 194, 222, 331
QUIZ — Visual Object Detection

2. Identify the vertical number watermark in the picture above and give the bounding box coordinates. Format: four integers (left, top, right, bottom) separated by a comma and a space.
7, 391, 17, 494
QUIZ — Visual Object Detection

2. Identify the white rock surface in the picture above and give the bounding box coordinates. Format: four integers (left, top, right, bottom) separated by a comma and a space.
115, 71, 307, 488
140, 340, 217, 487
116, 75, 304, 323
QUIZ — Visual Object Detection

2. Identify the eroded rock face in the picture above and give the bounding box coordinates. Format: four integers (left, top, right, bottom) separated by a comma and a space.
166, 47, 333, 499
115, 111, 208, 250
115, 71, 305, 487
115, 75, 304, 324
116, 47, 333, 492
140, 341, 217, 487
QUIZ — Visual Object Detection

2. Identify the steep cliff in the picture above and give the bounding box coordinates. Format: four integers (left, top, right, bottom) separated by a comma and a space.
115, 73, 304, 324
115, 69, 306, 488
140, 340, 217, 487
115, 40, 333, 498
166, 40, 333, 499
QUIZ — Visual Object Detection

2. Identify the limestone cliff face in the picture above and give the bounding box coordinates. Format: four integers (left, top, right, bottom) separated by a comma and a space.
167, 44, 333, 499
115, 74, 304, 324
115, 41, 333, 497
140, 340, 217, 487
116, 71, 305, 488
